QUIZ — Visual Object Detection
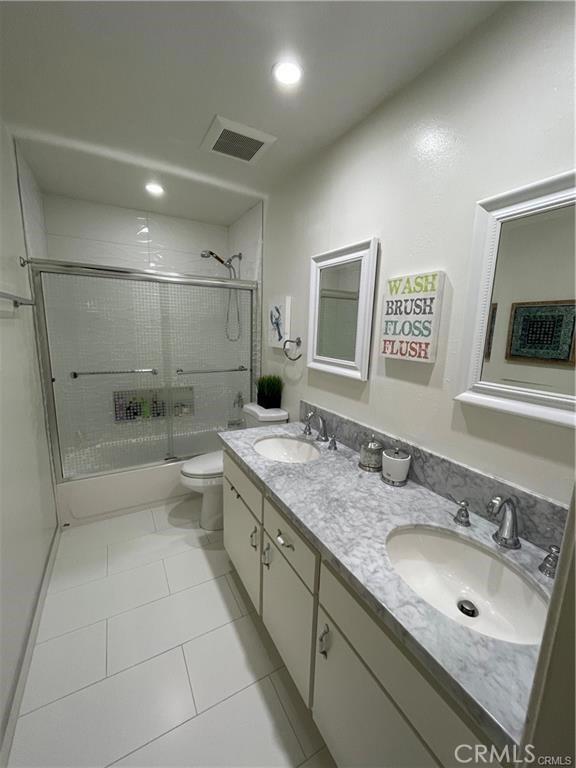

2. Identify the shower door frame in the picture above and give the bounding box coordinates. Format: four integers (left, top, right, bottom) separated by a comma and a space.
30, 259, 259, 484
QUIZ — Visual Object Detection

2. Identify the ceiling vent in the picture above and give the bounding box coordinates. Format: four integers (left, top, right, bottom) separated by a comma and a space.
201, 116, 276, 164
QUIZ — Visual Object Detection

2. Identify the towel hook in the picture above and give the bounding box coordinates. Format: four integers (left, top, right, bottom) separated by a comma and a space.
283, 337, 302, 361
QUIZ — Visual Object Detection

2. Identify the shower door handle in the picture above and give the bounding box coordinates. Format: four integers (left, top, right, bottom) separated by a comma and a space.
70, 368, 158, 378
176, 366, 248, 375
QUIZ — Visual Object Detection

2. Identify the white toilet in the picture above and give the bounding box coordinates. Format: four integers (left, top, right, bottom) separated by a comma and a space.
180, 403, 289, 530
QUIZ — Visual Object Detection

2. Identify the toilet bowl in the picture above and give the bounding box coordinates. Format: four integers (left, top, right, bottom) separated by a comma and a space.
179, 404, 289, 531
180, 451, 224, 531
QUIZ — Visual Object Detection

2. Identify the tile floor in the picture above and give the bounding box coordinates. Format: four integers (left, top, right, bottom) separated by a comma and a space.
9, 497, 334, 768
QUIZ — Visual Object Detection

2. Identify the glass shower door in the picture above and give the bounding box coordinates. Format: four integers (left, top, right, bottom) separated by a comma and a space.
42, 272, 171, 478
161, 280, 253, 458
39, 269, 255, 481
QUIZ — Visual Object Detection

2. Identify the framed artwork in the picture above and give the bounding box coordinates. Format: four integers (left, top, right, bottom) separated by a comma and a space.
506, 300, 575, 366
268, 295, 292, 348
483, 303, 498, 361
380, 270, 445, 363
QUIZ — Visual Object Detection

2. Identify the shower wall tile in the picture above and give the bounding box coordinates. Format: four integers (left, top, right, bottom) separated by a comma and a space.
47, 234, 149, 270
148, 248, 223, 276
147, 213, 228, 257
229, 201, 263, 283
44, 195, 149, 246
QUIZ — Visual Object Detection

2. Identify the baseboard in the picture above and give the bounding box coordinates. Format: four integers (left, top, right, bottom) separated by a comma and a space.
0, 525, 61, 767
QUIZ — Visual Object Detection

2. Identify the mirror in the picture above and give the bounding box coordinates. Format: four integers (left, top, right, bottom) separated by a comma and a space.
308, 238, 378, 380
457, 171, 576, 427
482, 205, 575, 395
316, 260, 362, 361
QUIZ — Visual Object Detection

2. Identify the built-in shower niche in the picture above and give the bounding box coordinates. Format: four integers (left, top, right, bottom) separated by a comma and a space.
113, 387, 195, 422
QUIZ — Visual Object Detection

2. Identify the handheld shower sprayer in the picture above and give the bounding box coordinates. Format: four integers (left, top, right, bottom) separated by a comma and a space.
200, 250, 226, 266
199, 250, 243, 341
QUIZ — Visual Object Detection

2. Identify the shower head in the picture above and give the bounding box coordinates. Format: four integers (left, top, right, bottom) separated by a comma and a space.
200, 250, 226, 265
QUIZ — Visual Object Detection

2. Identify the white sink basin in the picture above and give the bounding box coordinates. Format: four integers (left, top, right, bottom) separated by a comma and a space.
254, 436, 321, 464
386, 526, 547, 645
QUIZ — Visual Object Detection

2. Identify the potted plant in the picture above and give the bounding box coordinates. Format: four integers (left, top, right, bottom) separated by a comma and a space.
256, 374, 283, 409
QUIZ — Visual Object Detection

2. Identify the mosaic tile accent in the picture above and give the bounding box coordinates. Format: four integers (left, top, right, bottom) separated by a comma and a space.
300, 401, 568, 551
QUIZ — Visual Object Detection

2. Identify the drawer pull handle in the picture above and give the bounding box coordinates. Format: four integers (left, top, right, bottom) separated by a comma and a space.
318, 624, 331, 659
249, 526, 258, 550
261, 542, 272, 568
276, 529, 294, 551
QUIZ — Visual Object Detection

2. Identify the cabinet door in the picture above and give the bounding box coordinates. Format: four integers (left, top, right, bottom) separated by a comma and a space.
261, 533, 314, 705
313, 608, 437, 768
223, 478, 261, 612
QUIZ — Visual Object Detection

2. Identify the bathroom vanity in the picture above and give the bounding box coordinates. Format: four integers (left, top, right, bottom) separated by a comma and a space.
220, 423, 553, 768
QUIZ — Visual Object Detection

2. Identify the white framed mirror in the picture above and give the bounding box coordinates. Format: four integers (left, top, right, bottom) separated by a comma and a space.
456, 171, 575, 428
307, 238, 378, 381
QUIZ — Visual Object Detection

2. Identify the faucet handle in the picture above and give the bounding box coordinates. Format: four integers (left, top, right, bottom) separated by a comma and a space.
453, 499, 471, 527
486, 496, 503, 517
538, 545, 560, 579
303, 410, 314, 436
328, 434, 337, 451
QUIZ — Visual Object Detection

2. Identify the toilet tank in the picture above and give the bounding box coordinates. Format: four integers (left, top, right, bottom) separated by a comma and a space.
243, 403, 289, 428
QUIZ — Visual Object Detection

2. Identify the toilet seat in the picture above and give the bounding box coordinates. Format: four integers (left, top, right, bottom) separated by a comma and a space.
181, 450, 223, 480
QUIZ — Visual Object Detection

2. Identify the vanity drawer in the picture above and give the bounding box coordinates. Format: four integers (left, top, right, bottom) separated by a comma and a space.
223, 452, 263, 522
264, 499, 319, 591
319, 563, 484, 767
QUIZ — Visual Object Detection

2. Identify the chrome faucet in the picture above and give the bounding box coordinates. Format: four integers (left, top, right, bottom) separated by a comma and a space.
487, 496, 521, 549
303, 410, 314, 436
315, 414, 329, 442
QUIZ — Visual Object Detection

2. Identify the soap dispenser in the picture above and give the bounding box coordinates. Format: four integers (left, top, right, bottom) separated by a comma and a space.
359, 434, 384, 472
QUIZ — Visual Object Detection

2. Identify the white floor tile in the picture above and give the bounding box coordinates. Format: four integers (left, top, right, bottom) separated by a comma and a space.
151, 497, 201, 532
163, 542, 231, 592
225, 569, 256, 616
58, 510, 155, 556
298, 748, 337, 768
49, 545, 107, 593
107, 575, 241, 674
108, 528, 211, 574
115, 678, 305, 767
183, 614, 282, 712
271, 668, 324, 758
37, 561, 168, 642
20, 623, 106, 714
9, 649, 196, 768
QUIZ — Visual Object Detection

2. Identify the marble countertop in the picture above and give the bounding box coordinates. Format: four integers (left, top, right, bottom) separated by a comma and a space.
219, 422, 553, 749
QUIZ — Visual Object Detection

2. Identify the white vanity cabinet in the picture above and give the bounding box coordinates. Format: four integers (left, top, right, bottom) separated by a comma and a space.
261, 531, 316, 704
318, 564, 488, 768
313, 607, 437, 768
222, 452, 496, 768
223, 478, 262, 611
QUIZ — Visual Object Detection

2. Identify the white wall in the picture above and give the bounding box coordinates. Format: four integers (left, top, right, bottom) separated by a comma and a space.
0, 121, 57, 749
263, 3, 575, 505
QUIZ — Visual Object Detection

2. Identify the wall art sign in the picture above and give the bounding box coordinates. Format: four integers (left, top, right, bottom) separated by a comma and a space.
505, 300, 575, 365
380, 271, 445, 362
268, 295, 292, 348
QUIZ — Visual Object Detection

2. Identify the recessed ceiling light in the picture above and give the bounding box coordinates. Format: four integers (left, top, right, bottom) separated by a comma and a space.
273, 61, 302, 87
145, 182, 164, 197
